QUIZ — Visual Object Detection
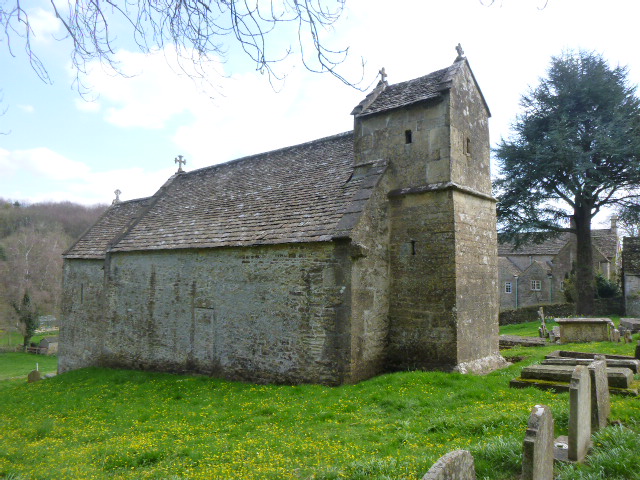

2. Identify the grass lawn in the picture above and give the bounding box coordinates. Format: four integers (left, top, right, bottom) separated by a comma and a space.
0, 339, 638, 480
0, 329, 59, 350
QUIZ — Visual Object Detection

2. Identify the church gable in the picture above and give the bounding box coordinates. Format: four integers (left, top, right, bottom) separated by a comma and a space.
64, 197, 151, 259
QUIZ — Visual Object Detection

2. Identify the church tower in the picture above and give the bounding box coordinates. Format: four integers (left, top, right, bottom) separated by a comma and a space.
352, 52, 504, 373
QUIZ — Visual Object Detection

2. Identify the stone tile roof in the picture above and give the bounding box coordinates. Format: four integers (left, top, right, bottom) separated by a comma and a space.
592, 230, 619, 259
498, 256, 521, 275
66, 132, 388, 257
352, 63, 460, 117
64, 198, 151, 259
498, 233, 572, 256
498, 229, 618, 260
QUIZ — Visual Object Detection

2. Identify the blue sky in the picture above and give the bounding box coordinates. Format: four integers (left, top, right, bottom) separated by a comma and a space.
1, 0, 639, 229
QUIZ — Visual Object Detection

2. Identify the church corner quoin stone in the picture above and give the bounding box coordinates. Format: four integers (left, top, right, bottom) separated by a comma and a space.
60, 54, 504, 385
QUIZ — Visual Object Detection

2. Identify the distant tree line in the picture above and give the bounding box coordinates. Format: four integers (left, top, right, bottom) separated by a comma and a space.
0, 198, 106, 343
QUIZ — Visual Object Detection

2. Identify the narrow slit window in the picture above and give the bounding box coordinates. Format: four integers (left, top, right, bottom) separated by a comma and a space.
405, 130, 412, 144
80, 283, 84, 304
411, 240, 416, 255
465, 137, 471, 155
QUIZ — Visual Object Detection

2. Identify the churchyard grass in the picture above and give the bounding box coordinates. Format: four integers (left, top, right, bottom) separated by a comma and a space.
0, 353, 57, 381
0, 340, 638, 480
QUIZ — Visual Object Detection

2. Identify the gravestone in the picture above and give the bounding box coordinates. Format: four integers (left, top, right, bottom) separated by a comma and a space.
588, 359, 610, 432
522, 405, 554, 480
27, 369, 42, 383
620, 318, 640, 333
568, 365, 591, 462
422, 450, 476, 480
612, 329, 620, 343
624, 330, 633, 343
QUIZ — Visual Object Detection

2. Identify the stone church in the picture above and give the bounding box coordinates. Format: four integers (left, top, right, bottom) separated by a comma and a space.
60, 53, 505, 385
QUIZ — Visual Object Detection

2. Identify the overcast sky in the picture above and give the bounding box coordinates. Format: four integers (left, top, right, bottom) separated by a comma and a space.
1, 0, 639, 228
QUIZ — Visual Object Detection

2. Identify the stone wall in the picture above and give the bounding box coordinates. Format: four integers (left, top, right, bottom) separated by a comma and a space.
387, 189, 458, 369
59, 259, 106, 371
63, 242, 362, 385
623, 237, 640, 316
453, 190, 499, 366
347, 172, 392, 382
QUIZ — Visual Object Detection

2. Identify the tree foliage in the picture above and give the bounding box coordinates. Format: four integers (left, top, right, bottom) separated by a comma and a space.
12, 291, 39, 349
494, 51, 640, 314
0, 199, 106, 327
0, 0, 360, 90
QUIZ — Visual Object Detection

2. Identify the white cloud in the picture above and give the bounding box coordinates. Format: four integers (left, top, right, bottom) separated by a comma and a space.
78, 46, 224, 129
28, 7, 61, 43
74, 98, 101, 113
18, 105, 35, 113
0, 147, 173, 205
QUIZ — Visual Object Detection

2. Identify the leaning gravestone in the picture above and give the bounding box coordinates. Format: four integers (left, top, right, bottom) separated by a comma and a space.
27, 369, 42, 383
422, 450, 476, 480
522, 405, 554, 480
588, 358, 610, 432
568, 365, 591, 462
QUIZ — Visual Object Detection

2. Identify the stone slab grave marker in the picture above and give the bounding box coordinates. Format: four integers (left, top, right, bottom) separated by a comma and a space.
568, 365, 591, 462
588, 357, 610, 432
522, 404, 554, 480
520, 364, 633, 389
555, 318, 611, 343
542, 357, 640, 373
422, 450, 476, 480
624, 330, 633, 343
620, 317, 640, 333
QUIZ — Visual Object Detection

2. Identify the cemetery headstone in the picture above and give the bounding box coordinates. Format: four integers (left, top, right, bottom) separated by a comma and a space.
588, 359, 610, 431
27, 369, 42, 383
624, 330, 633, 343
612, 329, 620, 343
522, 405, 554, 480
422, 450, 476, 480
568, 365, 591, 462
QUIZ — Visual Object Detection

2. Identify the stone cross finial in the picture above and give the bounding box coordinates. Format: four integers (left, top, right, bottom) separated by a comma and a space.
455, 43, 465, 61
112, 189, 121, 205
175, 154, 187, 173
378, 67, 387, 84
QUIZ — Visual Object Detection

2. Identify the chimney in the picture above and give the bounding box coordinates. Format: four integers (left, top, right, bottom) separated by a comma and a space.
611, 215, 618, 235
569, 215, 576, 230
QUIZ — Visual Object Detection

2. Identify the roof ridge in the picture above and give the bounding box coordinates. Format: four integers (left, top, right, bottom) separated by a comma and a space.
183, 131, 354, 177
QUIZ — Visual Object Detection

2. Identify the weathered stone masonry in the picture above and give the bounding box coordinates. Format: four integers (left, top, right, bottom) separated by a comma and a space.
60, 55, 505, 384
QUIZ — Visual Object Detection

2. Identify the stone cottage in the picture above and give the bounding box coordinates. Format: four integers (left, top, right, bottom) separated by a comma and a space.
498, 218, 619, 311
60, 53, 505, 385
623, 236, 640, 316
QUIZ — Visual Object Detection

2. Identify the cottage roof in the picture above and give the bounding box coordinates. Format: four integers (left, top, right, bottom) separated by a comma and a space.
498, 256, 521, 276
498, 229, 618, 261
65, 132, 388, 257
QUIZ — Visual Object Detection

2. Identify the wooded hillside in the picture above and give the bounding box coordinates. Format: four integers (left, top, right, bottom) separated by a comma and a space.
0, 199, 107, 330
